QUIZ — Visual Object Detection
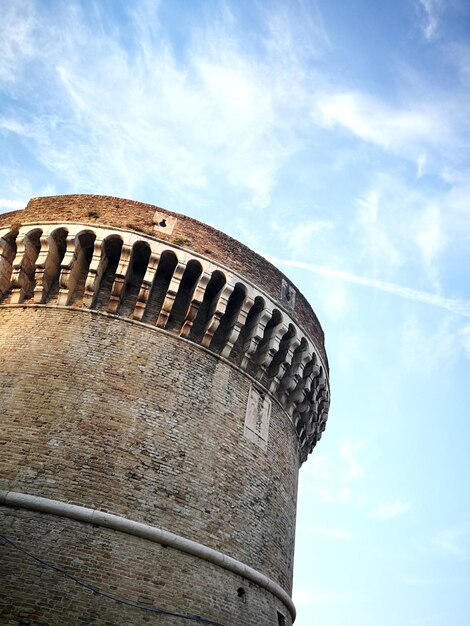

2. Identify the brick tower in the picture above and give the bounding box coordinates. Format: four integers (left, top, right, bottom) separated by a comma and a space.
0, 195, 330, 626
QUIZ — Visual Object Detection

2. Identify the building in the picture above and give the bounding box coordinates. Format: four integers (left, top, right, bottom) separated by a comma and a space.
0, 195, 330, 626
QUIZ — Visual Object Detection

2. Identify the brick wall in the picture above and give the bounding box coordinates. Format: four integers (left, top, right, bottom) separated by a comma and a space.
0, 508, 292, 626
0, 306, 299, 623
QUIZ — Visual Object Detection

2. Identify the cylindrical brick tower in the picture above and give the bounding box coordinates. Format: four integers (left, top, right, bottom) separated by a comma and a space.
0, 195, 330, 626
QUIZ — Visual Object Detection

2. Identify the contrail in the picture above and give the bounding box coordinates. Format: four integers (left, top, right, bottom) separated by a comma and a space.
269, 257, 470, 318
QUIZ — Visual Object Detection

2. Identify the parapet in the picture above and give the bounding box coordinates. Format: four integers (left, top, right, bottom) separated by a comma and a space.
0, 195, 330, 462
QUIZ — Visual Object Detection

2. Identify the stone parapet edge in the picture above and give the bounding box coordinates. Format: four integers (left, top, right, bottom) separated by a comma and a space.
0, 490, 296, 622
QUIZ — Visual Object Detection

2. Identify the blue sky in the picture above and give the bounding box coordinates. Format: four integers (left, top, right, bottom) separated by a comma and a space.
1, 1, 470, 624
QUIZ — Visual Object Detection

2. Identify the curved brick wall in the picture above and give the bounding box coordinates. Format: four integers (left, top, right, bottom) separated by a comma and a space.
0, 196, 331, 626
0, 307, 298, 587
1, 509, 290, 626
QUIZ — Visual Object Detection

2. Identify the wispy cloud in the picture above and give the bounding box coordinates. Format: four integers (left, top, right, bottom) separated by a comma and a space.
270, 256, 470, 317
431, 525, 469, 559
0, 0, 37, 83
414, 203, 447, 289
314, 90, 447, 156
341, 441, 365, 483
0, 198, 27, 212
416, 0, 443, 41
303, 440, 367, 506
353, 189, 402, 271
416, 152, 427, 178
459, 324, 470, 359
369, 500, 412, 520
0, 1, 328, 210
270, 218, 334, 256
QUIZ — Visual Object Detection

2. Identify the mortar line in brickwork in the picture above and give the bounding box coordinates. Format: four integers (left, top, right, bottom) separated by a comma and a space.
0, 490, 297, 622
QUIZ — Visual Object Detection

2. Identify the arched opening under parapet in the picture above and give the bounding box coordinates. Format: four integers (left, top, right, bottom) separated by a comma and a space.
118, 240, 151, 318
287, 353, 317, 419
67, 230, 96, 306
265, 323, 296, 382
230, 295, 266, 364
141, 249, 178, 325
16, 229, 42, 303
251, 308, 283, 369
92, 235, 123, 311
166, 259, 203, 333
0, 230, 19, 302
41, 228, 68, 303
210, 282, 246, 354
188, 269, 226, 344
278, 337, 309, 400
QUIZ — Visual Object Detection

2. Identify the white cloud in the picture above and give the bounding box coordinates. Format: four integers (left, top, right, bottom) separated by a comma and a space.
401, 315, 461, 373
0, 0, 37, 83
341, 441, 365, 483
301, 440, 367, 506
414, 203, 447, 288
322, 280, 351, 320
0, 198, 26, 212
354, 189, 402, 271
369, 500, 412, 520
459, 324, 470, 359
270, 218, 334, 256
431, 525, 468, 559
270, 256, 470, 317
0, 1, 330, 210
416, 152, 427, 178
314, 90, 447, 156
416, 0, 443, 41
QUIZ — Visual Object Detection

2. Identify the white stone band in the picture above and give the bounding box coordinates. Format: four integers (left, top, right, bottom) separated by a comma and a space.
0, 490, 296, 622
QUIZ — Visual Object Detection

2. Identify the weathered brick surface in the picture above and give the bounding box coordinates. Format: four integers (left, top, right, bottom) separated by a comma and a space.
0, 195, 327, 363
0, 508, 292, 626
0, 307, 298, 622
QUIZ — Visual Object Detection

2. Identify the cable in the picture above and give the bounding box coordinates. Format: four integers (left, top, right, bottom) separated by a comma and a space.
0, 532, 227, 626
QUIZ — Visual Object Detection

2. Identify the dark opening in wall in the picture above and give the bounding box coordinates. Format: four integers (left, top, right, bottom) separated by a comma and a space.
266, 323, 296, 382
0, 230, 18, 301
166, 259, 202, 333
277, 610, 286, 626
278, 336, 309, 400
142, 250, 178, 325
118, 240, 151, 318
189, 269, 226, 343
17, 229, 42, 302
249, 308, 283, 375
42, 228, 68, 303
210, 282, 246, 353
67, 231, 96, 306
237, 587, 245, 598
230, 295, 265, 364
92, 235, 123, 310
